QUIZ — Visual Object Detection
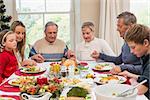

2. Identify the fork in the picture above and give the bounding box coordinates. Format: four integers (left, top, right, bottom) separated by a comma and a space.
117, 79, 147, 97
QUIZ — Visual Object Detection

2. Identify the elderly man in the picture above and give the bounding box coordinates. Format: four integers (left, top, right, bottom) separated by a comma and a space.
29, 21, 74, 63
91, 12, 141, 74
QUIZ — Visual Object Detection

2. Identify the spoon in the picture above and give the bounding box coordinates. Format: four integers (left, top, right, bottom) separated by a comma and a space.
117, 79, 147, 97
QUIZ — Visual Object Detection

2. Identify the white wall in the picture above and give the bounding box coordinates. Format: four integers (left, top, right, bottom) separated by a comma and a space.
80, 0, 100, 37
3, 0, 17, 23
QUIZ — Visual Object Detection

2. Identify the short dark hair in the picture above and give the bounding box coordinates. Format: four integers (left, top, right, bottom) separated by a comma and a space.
117, 11, 137, 25
125, 24, 150, 44
44, 21, 58, 32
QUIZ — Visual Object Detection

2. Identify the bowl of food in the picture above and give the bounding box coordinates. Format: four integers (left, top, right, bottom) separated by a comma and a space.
94, 84, 137, 100
20, 77, 64, 99
60, 86, 92, 100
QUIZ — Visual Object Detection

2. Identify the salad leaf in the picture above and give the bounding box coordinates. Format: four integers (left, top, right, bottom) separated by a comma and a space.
67, 87, 88, 98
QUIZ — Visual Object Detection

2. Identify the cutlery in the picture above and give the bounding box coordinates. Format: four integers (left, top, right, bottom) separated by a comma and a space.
117, 79, 147, 97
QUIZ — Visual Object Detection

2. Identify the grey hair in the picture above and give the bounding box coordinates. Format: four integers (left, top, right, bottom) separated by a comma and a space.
81, 22, 95, 32
44, 21, 58, 32
117, 11, 137, 25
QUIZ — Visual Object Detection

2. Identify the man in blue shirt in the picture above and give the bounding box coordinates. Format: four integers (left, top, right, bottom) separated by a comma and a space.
91, 12, 141, 74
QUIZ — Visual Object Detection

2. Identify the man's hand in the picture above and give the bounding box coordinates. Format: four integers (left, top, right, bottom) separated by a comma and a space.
118, 70, 139, 79
31, 54, 45, 63
91, 50, 100, 59
110, 66, 121, 74
66, 50, 76, 60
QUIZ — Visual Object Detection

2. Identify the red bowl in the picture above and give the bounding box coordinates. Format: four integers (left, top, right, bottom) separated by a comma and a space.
79, 62, 88, 66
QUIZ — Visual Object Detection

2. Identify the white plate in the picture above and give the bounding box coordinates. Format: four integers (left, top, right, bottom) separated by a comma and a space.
0, 97, 16, 100
20, 66, 46, 74
61, 78, 82, 86
8, 78, 20, 87
94, 74, 127, 84
93, 62, 114, 71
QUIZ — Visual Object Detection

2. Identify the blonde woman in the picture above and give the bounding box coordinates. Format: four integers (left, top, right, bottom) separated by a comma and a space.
11, 21, 36, 66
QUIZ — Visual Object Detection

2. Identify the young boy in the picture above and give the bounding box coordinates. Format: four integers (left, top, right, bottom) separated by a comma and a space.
119, 24, 149, 99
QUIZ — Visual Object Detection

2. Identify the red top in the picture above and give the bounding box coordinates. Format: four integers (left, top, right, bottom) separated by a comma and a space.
0, 50, 18, 83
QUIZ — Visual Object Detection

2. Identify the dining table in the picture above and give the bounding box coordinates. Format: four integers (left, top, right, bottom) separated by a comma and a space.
0, 61, 148, 100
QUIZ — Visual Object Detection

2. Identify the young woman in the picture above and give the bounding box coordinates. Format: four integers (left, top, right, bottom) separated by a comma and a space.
119, 24, 149, 99
0, 30, 18, 83
11, 21, 36, 66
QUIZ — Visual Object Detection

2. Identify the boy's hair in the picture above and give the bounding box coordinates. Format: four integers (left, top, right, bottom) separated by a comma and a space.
10, 21, 26, 61
0, 29, 14, 52
81, 22, 95, 32
125, 24, 150, 44
117, 11, 137, 25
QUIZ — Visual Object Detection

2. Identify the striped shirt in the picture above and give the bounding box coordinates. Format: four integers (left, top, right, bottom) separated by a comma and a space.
29, 38, 68, 61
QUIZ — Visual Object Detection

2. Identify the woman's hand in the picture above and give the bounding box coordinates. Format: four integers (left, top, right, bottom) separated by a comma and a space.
21, 59, 37, 66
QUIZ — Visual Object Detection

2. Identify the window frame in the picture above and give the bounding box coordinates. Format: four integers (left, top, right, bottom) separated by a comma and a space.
16, 0, 74, 49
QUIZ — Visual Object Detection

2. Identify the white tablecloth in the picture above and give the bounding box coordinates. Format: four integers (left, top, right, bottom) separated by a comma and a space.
0, 61, 148, 100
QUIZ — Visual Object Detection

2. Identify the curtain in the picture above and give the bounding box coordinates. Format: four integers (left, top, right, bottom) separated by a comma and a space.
3, 0, 17, 22
99, 0, 129, 55
70, 0, 81, 52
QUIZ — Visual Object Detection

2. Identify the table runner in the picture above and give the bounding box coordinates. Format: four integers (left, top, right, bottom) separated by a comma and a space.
0, 80, 20, 92
0, 95, 20, 100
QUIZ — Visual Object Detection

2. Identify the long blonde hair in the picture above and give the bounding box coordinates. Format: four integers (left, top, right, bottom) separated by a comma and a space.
10, 21, 26, 61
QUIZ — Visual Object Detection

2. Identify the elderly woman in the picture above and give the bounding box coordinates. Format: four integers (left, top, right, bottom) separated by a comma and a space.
76, 22, 115, 61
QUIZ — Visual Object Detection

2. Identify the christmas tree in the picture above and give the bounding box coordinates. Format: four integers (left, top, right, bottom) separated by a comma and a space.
0, 0, 12, 31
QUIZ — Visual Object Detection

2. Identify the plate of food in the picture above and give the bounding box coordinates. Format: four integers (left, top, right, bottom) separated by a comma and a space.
94, 74, 127, 84
0, 97, 16, 100
8, 78, 21, 87
8, 76, 36, 87
20, 66, 46, 74
93, 62, 114, 71
61, 78, 82, 86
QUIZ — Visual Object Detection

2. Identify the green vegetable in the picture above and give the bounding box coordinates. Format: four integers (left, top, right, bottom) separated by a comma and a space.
67, 87, 88, 98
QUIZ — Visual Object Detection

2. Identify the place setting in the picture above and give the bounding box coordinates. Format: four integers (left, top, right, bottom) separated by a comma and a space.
15, 65, 47, 76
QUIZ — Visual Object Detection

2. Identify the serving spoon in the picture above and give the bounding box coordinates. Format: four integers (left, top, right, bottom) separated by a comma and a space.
117, 79, 147, 97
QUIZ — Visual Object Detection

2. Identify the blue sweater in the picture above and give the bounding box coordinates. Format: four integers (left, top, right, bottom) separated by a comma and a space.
100, 43, 141, 74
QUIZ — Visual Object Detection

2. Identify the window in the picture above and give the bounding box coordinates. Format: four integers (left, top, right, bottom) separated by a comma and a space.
130, 0, 150, 27
16, 0, 72, 52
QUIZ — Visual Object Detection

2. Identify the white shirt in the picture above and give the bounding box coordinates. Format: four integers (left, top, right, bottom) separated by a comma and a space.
76, 37, 115, 61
